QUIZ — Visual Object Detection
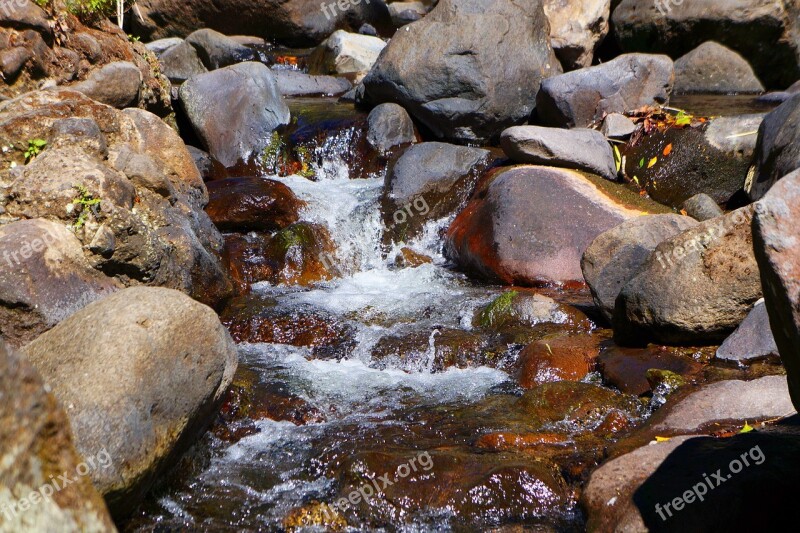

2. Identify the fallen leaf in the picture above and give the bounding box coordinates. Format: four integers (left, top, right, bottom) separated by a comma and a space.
740, 422, 754, 434
655, 436, 671, 442
663, 143, 673, 156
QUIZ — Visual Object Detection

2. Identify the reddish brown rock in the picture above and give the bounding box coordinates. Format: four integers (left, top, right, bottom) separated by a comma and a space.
205, 177, 303, 232
516, 333, 604, 388
597, 345, 704, 396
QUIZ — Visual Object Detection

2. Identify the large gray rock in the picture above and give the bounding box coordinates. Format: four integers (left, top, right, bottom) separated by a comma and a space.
543, 0, 610, 70
748, 94, 800, 201
612, 0, 800, 90
22, 287, 238, 517
185, 28, 257, 70
500, 126, 617, 181
70, 61, 142, 109
753, 169, 800, 410
536, 53, 674, 128
582, 214, 699, 323
445, 165, 663, 285
0, 339, 116, 532
366, 103, 416, 154
156, 40, 208, 84
363, 0, 561, 143
270, 69, 351, 96
0, 219, 121, 348
716, 300, 778, 365
674, 41, 765, 94
614, 206, 763, 345
179, 62, 290, 167
310, 30, 386, 81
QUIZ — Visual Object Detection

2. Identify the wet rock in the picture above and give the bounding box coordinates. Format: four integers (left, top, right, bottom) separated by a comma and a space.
446, 165, 662, 285
715, 300, 778, 365
501, 126, 617, 181
156, 40, 208, 84
70, 61, 143, 109
205, 177, 303, 232
611, 0, 800, 89
366, 102, 416, 155
382, 142, 490, 244
370, 327, 493, 372
362, 0, 561, 143
748, 94, 800, 201
388, 1, 428, 26
0, 219, 121, 347
394, 246, 432, 268
682, 193, 723, 222
516, 333, 604, 388
543, 0, 610, 70
271, 69, 351, 96
674, 41, 764, 94
309, 30, 385, 82
621, 113, 764, 207
581, 214, 699, 322
601, 113, 636, 140
474, 290, 592, 332
753, 169, 800, 408
614, 206, 763, 345
185, 28, 257, 70
597, 346, 703, 396
0, 339, 116, 532
22, 287, 238, 517
756, 80, 800, 104
260, 222, 337, 286
179, 62, 290, 167
536, 53, 674, 128
283, 502, 346, 531
222, 232, 273, 293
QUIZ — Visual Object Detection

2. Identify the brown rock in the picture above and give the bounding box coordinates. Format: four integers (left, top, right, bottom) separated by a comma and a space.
597, 345, 703, 396
516, 333, 604, 388
205, 177, 303, 232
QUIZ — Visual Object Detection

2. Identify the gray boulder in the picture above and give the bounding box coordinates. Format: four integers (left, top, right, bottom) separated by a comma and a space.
537, 53, 674, 128
367, 102, 416, 154
185, 28, 257, 70
156, 40, 208, 84
716, 300, 778, 365
748, 94, 800, 200
70, 61, 142, 109
682, 193, 723, 221
601, 113, 636, 139
363, 0, 561, 143
145, 37, 184, 55
271, 69, 351, 96
179, 62, 290, 167
674, 41, 764, 94
500, 126, 617, 180
22, 287, 238, 517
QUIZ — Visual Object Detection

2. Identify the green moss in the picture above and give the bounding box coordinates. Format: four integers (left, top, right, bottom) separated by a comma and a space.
271, 224, 315, 254
262, 131, 284, 171
477, 291, 518, 329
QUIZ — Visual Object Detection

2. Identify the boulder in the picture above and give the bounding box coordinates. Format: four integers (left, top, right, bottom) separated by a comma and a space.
753, 169, 800, 409
205, 177, 303, 232
601, 113, 636, 139
682, 193, 723, 221
0, 219, 120, 347
185, 28, 258, 70
596, 345, 702, 396
748, 94, 800, 201
614, 206, 762, 345
271, 69, 351, 96
309, 30, 385, 81
611, 0, 800, 90
362, 0, 561, 143
500, 126, 617, 181
155, 40, 208, 84
543, 0, 610, 70
0, 0, 51, 34
366, 102, 416, 154
516, 333, 603, 388
145, 37, 184, 55
536, 53, 674, 128
179, 62, 290, 167
69, 61, 142, 109
22, 287, 238, 516
673, 41, 764, 94
0, 339, 116, 532
582, 214, 699, 323
445, 165, 662, 285
388, 1, 429, 26
715, 300, 778, 365
473, 290, 593, 332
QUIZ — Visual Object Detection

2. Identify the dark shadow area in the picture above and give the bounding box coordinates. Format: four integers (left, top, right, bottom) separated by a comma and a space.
634, 416, 800, 532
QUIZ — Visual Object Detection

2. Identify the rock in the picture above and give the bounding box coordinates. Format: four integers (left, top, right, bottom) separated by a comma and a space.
543, 0, 610, 70
382, 142, 490, 244
614, 206, 762, 345
388, 1, 429, 26
582, 214, 699, 323
179, 62, 290, 167
620, 113, 764, 208
49, 116, 108, 159
358, 23, 378, 36
757, 80, 800, 104
205, 177, 303, 232
715, 300, 778, 365
186, 145, 214, 181
673, 41, 764, 94
156, 40, 208, 84
185, 28, 258, 70
0, 219, 120, 347
611, 0, 800, 90
309, 30, 385, 81
516, 333, 603, 388
474, 290, 593, 332
70, 61, 143, 109
601, 113, 636, 139
748, 94, 800, 201
271, 69, 352, 96
597, 345, 703, 396
0, 0, 51, 35
682, 193, 723, 221
145, 37, 184, 55
537, 53, 674, 128
230, 35, 267, 47
753, 169, 800, 408
0, 339, 116, 532
500, 126, 617, 181
362, 0, 561, 144
445, 165, 662, 285
22, 287, 238, 516
370, 327, 492, 372
366, 102, 416, 154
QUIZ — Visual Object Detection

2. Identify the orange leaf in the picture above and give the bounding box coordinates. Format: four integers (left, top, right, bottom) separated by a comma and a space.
663, 143, 673, 156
